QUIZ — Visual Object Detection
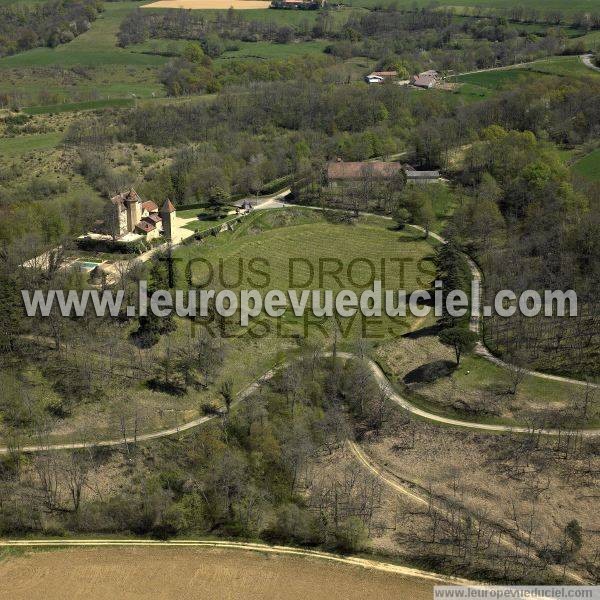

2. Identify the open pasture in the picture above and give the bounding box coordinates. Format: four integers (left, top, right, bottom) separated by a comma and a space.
572, 148, 600, 181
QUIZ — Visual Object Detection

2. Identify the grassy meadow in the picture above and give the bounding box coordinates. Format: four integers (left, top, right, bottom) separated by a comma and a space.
0, 2, 168, 107
375, 332, 599, 427
0, 132, 62, 155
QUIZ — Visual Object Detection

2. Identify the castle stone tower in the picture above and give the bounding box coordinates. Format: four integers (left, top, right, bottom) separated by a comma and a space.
124, 189, 141, 232
160, 199, 176, 240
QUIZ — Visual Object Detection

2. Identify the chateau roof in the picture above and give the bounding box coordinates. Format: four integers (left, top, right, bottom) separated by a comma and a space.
142, 200, 158, 213
111, 188, 141, 206
135, 218, 156, 233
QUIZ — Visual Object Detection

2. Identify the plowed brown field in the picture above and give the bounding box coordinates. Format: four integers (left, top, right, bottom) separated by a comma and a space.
142, 0, 271, 9
0, 547, 437, 600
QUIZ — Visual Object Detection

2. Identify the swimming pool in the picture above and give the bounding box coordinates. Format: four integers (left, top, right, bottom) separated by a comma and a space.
76, 261, 101, 271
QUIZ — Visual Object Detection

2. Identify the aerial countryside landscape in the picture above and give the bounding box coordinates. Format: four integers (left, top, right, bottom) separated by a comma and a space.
0, 0, 599, 597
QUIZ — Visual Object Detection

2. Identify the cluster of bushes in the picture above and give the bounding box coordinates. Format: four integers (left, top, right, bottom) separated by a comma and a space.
158, 41, 334, 96
76, 236, 149, 254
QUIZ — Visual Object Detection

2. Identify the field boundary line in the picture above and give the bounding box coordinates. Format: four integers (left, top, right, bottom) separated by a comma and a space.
0, 538, 476, 584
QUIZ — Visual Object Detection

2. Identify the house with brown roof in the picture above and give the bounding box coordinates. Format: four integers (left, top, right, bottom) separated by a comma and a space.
327, 160, 404, 182
326, 160, 440, 187
411, 70, 439, 89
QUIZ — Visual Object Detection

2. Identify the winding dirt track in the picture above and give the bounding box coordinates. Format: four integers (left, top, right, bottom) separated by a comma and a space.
1, 349, 598, 456
581, 54, 600, 73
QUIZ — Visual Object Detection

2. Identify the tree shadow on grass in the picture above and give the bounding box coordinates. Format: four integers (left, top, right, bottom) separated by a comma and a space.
403, 359, 457, 384
402, 324, 442, 339
146, 378, 186, 396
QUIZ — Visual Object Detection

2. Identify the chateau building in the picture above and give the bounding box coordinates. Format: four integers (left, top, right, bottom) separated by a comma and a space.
108, 189, 176, 241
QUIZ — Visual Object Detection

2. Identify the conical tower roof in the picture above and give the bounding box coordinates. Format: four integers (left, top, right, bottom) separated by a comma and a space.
160, 198, 176, 213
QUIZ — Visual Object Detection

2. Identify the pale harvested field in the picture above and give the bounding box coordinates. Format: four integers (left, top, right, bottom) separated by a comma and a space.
0, 547, 436, 600
142, 0, 271, 9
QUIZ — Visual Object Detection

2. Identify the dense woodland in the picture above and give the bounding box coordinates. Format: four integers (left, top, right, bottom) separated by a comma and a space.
0, 0, 101, 57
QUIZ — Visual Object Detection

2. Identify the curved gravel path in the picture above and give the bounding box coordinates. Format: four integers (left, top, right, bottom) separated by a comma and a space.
1, 352, 598, 455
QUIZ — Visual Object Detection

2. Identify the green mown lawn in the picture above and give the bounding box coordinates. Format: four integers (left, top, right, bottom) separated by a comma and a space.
182, 214, 234, 232
572, 148, 600, 181
175, 208, 435, 341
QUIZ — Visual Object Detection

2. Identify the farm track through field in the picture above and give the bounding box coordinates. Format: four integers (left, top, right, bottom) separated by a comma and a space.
0, 538, 475, 585
451, 55, 600, 78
